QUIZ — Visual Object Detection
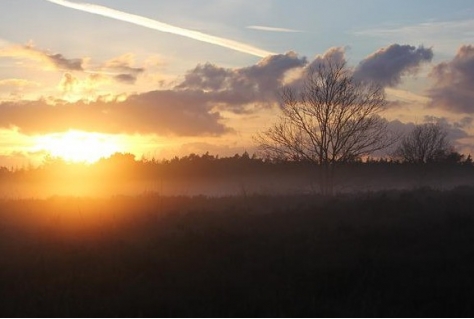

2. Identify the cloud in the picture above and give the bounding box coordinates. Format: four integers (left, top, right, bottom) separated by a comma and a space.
423, 115, 471, 141
382, 117, 471, 156
1, 44, 453, 139
45, 0, 275, 58
284, 47, 347, 90
247, 25, 303, 33
1, 44, 144, 85
428, 45, 474, 113
3, 42, 154, 88
102, 53, 144, 84
23, 44, 83, 71
58, 73, 79, 94
0, 43, 83, 71
353, 19, 474, 55
0, 79, 40, 88
176, 51, 307, 112
58, 72, 110, 100
391, 118, 467, 141
0, 90, 230, 136
176, 45, 434, 114
354, 44, 433, 87
113, 74, 137, 84
46, 52, 83, 71
0, 51, 309, 135
305, 46, 347, 70
385, 88, 430, 105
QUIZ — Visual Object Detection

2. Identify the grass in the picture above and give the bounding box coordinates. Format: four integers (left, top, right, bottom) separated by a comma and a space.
1, 188, 474, 316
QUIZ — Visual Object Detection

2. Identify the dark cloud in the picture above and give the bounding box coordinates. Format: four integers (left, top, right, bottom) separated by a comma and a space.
178, 63, 230, 91
379, 118, 470, 156
2, 45, 452, 138
428, 45, 474, 113
3, 45, 147, 84
176, 51, 307, 112
0, 52, 310, 136
457, 116, 473, 128
0, 44, 84, 71
286, 47, 348, 90
114, 74, 139, 84
305, 46, 347, 71
423, 116, 471, 141
47, 52, 83, 71
0, 90, 230, 136
354, 44, 433, 87
103, 54, 145, 84
23, 44, 84, 71
390, 117, 470, 152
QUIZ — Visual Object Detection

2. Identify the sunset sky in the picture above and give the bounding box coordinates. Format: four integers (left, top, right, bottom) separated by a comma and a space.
1, 0, 474, 166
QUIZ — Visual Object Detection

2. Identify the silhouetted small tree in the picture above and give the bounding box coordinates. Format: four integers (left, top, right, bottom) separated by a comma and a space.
255, 58, 395, 195
395, 123, 451, 164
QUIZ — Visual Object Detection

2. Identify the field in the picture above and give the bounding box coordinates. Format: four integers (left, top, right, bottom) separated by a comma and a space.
1, 187, 474, 317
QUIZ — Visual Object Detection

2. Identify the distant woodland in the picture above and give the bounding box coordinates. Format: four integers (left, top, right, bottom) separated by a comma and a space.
1, 151, 473, 198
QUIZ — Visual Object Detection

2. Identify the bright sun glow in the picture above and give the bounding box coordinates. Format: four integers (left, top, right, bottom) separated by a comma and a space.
33, 130, 124, 163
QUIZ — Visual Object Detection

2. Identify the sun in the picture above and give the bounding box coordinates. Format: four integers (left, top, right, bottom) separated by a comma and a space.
33, 130, 124, 163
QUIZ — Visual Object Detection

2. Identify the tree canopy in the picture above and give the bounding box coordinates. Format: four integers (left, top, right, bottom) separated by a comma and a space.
255, 59, 395, 194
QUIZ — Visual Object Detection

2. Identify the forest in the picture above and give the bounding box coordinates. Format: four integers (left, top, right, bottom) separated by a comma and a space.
1, 150, 473, 198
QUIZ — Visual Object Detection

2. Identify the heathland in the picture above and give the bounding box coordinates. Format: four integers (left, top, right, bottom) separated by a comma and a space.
1, 153, 474, 316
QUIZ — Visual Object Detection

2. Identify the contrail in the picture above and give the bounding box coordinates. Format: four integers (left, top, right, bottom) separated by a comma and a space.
45, 0, 275, 58
247, 25, 303, 33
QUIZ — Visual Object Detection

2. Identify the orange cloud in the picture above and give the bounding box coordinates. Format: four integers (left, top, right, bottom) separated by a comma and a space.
0, 79, 40, 88
58, 72, 111, 101
0, 43, 83, 71
102, 53, 144, 84
0, 90, 230, 136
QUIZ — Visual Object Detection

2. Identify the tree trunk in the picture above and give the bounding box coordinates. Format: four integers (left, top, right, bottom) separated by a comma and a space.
319, 162, 335, 196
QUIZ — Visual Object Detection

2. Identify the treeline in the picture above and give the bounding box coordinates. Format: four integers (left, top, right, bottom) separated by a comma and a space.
1, 150, 474, 181
1, 151, 473, 198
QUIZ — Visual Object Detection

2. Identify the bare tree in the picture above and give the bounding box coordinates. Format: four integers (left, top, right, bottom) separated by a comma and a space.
255, 59, 395, 195
395, 123, 451, 163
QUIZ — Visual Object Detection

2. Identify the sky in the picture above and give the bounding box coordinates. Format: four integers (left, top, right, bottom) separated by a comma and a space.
1, 0, 474, 166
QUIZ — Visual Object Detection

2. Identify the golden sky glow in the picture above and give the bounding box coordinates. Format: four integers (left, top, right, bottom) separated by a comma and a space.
32, 130, 124, 163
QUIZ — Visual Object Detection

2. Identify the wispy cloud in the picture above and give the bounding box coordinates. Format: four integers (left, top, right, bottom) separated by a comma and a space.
353, 19, 474, 55
0, 79, 40, 88
45, 0, 275, 58
247, 25, 303, 33
385, 88, 430, 105
0, 43, 83, 71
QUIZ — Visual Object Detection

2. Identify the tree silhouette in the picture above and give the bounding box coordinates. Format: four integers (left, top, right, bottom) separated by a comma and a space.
255, 58, 395, 195
395, 123, 451, 163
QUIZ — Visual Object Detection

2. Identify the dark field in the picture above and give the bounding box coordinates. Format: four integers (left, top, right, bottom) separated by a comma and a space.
1, 187, 474, 317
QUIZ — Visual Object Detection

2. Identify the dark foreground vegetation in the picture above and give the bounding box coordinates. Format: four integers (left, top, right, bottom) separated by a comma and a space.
1, 187, 474, 317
